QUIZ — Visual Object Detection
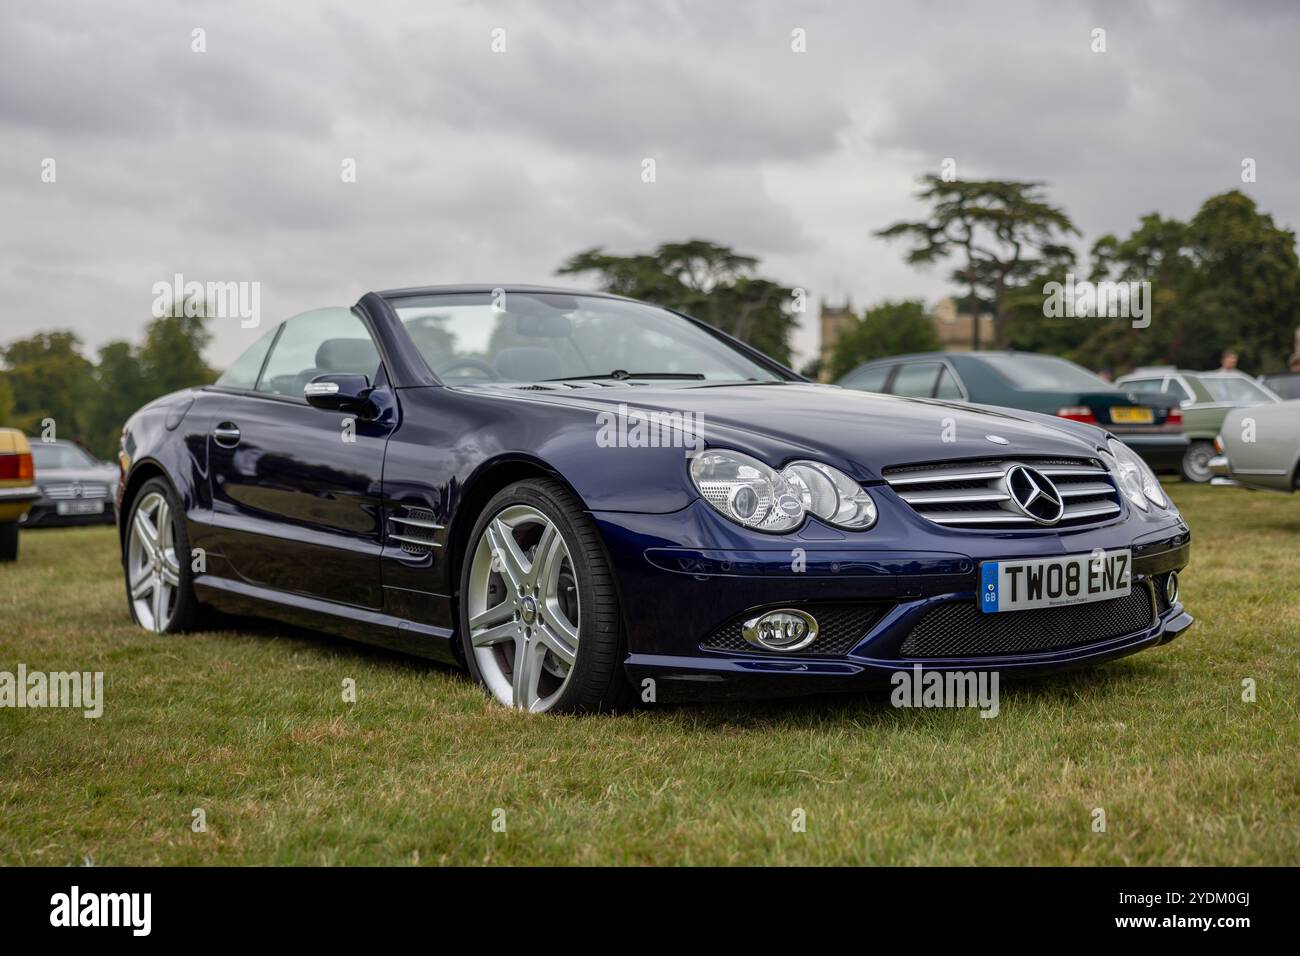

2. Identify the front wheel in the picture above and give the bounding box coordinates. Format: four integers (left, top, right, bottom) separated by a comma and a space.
123, 477, 208, 632
458, 478, 629, 713
1181, 440, 1215, 483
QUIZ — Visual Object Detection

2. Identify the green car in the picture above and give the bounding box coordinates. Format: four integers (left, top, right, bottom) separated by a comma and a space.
1114, 368, 1283, 482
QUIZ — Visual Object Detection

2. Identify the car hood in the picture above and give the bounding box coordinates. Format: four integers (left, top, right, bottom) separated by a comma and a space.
473, 382, 1106, 480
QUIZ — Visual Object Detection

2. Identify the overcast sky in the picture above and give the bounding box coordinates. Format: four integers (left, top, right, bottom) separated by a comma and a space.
2, 0, 1297, 369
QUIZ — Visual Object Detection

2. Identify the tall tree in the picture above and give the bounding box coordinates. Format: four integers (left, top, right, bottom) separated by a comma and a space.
1080, 191, 1299, 371
0, 332, 95, 440
138, 313, 216, 395
825, 300, 939, 381
876, 176, 1078, 348
557, 239, 799, 364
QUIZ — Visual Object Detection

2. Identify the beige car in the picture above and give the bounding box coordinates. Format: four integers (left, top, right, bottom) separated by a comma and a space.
1211, 400, 1300, 492
0, 428, 40, 560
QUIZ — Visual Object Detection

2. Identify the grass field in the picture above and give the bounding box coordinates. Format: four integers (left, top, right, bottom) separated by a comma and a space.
1, 483, 1297, 866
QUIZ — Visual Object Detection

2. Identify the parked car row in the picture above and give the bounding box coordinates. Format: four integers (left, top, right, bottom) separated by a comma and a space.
1113, 367, 1282, 483
0, 433, 118, 561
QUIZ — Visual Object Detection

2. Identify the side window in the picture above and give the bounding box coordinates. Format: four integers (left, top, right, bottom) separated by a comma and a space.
891, 362, 942, 398
214, 324, 278, 391
1163, 379, 1192, 402
257, 308, 381, 399
1124, 378, 1161, 393
935, 366, 964, 400
840, 364, 892, 393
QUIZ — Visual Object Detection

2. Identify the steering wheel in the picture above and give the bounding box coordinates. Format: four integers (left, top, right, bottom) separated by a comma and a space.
436, 358, 500, 381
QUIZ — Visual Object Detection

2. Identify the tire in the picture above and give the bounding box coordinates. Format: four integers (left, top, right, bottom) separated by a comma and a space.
122, 477, 209, 633
0, 522, 18, 562
1180, 440, 1215, 483
458, 478, 630, 713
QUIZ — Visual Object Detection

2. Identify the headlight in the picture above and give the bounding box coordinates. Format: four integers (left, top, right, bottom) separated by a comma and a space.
1106, 437, 1168, 511
689, 450, 876, 533
782, 460, 877, 529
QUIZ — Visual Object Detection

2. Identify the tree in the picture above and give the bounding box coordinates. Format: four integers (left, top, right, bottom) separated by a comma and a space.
0, 374, 13, 426
876, 176, 1078, 349
825, 300, 939, 381
557, 239, 799, 364
138, 313, 216, 396
0, 332, 95, 440
87, 341, 150, 459
0, 313, 217, 458
1077, 191, 1299, 371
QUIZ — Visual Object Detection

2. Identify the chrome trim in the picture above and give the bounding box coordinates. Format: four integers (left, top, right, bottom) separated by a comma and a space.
742, 608, 819, 652
389, 533, 443, 549
884, 457, 1121, 530
389, 515, 444, 530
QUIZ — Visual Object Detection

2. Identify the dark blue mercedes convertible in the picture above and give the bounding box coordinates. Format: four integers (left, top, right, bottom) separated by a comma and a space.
116, 286, 1193, 712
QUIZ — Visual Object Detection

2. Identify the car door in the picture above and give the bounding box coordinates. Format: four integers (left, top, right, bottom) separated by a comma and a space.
206, 307, 396, 609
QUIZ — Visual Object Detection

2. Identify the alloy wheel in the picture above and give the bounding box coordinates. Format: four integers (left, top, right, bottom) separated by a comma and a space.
127, 491, 181, 632
466, 504, 581, 712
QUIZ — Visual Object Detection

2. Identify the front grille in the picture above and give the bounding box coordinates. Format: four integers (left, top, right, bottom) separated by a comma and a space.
899, 584, 1156, 658
388, 506, 443, 555
702, 603, 888, 656
884, 456, 1121, 529
43, 482, 110, 500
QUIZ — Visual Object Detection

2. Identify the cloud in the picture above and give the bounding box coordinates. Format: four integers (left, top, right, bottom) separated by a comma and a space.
0, 0, 1296, 370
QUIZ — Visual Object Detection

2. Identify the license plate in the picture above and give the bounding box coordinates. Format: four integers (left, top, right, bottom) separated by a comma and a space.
980, 548, 1131, 613
57, 500, 104, 516
1111, 406, 1154, 424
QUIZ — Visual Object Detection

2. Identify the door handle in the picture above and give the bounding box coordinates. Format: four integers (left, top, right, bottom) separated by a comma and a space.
212, 423, 241, 448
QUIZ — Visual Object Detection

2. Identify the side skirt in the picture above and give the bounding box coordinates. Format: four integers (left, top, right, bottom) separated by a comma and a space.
194, 575, 460, 665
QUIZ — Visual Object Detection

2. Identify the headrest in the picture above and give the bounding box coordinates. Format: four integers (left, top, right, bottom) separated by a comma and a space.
315, 337, 379, 373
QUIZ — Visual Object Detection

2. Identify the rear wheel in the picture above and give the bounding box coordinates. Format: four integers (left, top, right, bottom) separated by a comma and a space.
124, 478, 208, 632
458, 478, 629, 713
1180, 440, 1215, 483
0, 522, 18, 562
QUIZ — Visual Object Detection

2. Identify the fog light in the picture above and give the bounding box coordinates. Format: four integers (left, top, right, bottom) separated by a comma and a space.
1164, 571, 1179, 606
742, 609, 818, 652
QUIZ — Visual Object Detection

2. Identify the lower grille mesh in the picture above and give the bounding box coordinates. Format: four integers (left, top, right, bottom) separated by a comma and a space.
702, 604, 888, 656
899, 584, 1156, 658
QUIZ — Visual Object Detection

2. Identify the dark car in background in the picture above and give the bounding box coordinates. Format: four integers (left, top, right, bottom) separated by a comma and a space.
22, 439, 118, 526
838, 351, 1187, 474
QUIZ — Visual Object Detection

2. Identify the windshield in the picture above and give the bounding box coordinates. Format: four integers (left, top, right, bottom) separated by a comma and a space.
980, 353, 1114, 391
1199, 375, 1277, 403
387, 292, 784, 384
31, 442, 98, 469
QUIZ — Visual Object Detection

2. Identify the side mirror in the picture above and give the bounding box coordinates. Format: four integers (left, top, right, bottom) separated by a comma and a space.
305, 373, 372, 413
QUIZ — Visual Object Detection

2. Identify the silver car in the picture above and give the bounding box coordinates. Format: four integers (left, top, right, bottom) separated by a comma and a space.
1211, 401, 1300, 492
22, 439, 118, 525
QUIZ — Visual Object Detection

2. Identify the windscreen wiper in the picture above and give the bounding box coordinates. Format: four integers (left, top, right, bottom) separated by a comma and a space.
543, 370, 707, 381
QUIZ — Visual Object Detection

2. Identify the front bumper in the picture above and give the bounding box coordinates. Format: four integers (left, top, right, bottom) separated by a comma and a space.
595, 499, 1193, 701
20, 495, 116, 526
